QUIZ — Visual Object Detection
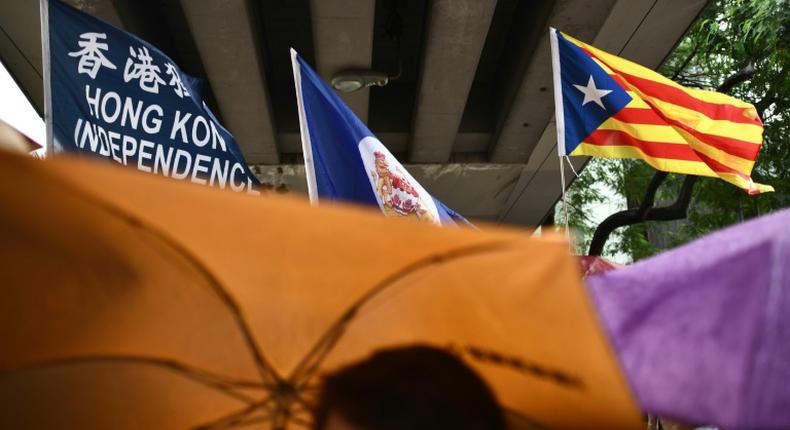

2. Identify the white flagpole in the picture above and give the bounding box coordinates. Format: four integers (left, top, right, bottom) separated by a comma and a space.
559, 154, 570, 237
549, 27, 565, 159
549, 27, 571, 237
290, 48, 319, 204
39, 0, 54, 157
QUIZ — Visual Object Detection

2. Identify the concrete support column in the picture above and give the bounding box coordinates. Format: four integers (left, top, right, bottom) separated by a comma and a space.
310, 0, 375, 123
180, 0, 280, 164
409, 0, 497, 163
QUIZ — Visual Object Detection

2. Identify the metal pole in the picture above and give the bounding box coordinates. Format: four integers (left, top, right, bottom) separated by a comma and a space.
290, 48, 318, 204
559, 154, 570, 238
39, 0, 54, 157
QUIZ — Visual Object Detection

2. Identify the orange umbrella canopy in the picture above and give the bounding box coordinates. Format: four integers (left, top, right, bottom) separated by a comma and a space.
0, 150, 641, 429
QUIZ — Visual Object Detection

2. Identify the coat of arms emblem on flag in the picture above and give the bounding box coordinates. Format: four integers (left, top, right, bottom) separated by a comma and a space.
359, 138, 437, 223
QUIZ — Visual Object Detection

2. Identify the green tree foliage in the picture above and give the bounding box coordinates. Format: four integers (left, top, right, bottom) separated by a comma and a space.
562, 0, 789, 261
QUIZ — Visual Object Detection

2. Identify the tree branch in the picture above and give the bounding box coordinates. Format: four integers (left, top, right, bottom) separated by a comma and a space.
717, 61, 755, 93
671, 44, 700, 80
588, 175, 697, 255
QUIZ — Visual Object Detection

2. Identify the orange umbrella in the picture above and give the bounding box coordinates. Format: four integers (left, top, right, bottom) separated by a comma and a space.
0, 150, 640, 429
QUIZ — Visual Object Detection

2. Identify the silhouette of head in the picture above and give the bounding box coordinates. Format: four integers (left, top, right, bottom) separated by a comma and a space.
313, 345, 506, 430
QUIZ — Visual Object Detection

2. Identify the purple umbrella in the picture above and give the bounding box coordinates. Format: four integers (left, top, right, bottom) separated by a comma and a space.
587, 208, 790, 430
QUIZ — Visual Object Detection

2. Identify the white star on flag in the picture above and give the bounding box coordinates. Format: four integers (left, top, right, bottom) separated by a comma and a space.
573, 75, 612, 110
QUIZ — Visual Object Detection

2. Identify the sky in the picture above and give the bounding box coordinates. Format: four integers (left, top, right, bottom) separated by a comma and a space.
0, 60, 45, 155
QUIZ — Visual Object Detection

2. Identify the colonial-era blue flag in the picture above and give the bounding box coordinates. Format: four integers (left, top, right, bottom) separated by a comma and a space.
42, 0, 259, 193
289, 49, 470, 226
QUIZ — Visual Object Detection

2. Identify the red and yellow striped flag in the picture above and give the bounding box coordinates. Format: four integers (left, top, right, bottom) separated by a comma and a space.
551, 29, 773, 194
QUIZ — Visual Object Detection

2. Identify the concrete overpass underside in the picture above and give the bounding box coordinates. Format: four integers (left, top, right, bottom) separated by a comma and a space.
0, 0, 707, 225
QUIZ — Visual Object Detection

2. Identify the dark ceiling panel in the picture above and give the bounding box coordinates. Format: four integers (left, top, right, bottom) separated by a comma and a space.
368, 0, 429, 133
257, 0, 314, 134
110, 0, 220, 115
459, 0, 555, 134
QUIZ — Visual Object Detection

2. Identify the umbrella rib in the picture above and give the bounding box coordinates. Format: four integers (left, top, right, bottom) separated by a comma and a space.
460, 345, 585, 389
5, 355, 263, 404
193, 399, 272, 430
290, 392, 317, 422
502, 407, 551, 430
287, 414, 313, 427
291, 322, 347, 388
287, 391, 313, 413
38, 176, 284, 387
221, 413, 273, 429
144, 231, 281, 386
288, 241, 514, 385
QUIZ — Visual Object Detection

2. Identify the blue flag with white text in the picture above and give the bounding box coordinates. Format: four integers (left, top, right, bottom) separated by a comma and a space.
290, 49, 470, 226
46, 0, 258, 193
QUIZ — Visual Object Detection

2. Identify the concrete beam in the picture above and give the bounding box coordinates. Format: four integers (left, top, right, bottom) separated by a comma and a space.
310, 0, 375, 123
498, 0, 708, 226
489, 0, 617, 163
275, 132, 493, 155
179, 0, 279, 164
606, 0, 709, 67
67, 0, 123, 27
409, 0, 497, 163
497, 122, 587, 225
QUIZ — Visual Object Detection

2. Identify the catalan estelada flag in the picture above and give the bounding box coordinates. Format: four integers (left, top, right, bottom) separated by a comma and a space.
550, 28, 773, 194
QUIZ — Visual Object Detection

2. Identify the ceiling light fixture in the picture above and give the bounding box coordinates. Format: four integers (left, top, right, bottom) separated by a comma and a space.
330, 69, 391, 93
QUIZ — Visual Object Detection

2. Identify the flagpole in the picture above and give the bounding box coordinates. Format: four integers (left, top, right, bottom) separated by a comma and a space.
549, 27, 571, 238
39, 0, 54, 157
559, 154, 570, 237
290, 48, 319, 204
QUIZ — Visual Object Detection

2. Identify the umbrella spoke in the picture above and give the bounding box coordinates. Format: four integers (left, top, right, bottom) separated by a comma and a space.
6, 355, 265, 404
289, 242, 512, 384
298, 384, 320, 391
290, 320, 349, 387
289, 392, 314, 414
220, 413, 272, 429
81, 196, 284, 387
460, 345, 584, 389
193, 397, 274, 430
193, 274, 283, 387
270, 409, 313, 430
193, 402, 260, 430
502, 407, 550, 430
287, 414, 313, 427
